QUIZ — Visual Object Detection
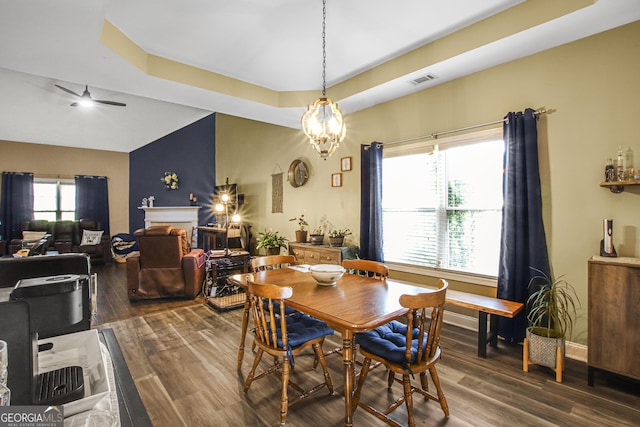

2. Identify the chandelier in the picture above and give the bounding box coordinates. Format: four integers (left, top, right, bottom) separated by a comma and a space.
301, 0, 346, 159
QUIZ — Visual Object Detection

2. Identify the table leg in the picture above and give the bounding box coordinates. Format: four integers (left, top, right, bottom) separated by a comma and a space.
488, 313, 499, 348
342, 331, 355, 427
478, 312, 488, 358
237, 294, 251, 371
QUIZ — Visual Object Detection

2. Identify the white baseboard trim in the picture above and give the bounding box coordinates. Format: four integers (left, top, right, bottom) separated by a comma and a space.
442, 311, 588, 362
443, 310, 477, 332
565, 341, 588, 363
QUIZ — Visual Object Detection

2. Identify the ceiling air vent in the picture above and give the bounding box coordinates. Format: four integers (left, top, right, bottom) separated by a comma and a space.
410, 73, 438, 86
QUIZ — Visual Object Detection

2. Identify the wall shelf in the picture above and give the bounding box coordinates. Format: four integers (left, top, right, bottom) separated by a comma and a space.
599, 180, 640, 193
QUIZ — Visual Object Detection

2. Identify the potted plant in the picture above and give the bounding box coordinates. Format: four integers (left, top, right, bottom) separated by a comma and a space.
328, 228, 352, 247
289, 214, 308, 243
305, 226, 324, 245
255, 230, 288, 255
523, 268, 580, 382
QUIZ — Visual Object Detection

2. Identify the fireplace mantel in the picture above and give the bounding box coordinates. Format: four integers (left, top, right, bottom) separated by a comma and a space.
138, 206, 200, 246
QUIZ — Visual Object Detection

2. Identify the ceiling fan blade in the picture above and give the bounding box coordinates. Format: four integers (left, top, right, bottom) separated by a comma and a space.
55, 84, 82, 98
95, 100, 126, 107
70, 102, 79, 107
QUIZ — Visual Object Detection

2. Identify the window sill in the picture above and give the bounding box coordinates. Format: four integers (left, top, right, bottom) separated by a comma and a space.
386, 262, 497, 288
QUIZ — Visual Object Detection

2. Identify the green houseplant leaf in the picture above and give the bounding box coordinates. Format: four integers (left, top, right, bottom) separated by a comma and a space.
255, 230, 288, 249
328, 228, 352, 237
527, 267, 580, 338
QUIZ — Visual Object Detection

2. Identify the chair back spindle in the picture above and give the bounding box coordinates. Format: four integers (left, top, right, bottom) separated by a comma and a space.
399, 286, 446, 365
248, 282, 292, 350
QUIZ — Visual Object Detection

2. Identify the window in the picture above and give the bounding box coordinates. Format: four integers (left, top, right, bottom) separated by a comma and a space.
382, 129, 504, 277
33, 179, 76, 221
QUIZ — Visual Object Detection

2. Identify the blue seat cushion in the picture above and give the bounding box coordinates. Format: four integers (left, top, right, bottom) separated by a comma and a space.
274, 313, 334, 348
356, 320, 427, 365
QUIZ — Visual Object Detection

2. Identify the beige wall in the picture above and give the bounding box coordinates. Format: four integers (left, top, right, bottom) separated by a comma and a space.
216, 21, 640, 345
0, 140, 129, 233
216, 113, 362, 246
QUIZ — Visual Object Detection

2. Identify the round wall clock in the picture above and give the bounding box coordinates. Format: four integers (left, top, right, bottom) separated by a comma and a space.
288, 159, 309, 187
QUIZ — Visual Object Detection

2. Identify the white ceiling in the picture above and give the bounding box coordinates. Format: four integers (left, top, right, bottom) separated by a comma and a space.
0, 0, 639, 153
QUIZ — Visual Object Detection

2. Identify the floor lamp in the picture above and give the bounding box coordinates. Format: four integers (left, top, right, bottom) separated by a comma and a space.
215, 192, 241, 256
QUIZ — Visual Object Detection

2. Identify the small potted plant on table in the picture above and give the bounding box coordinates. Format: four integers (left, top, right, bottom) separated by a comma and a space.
289, 214, 308, 243
255, 230, 288, 255
328, 228, 352, 247
523, 268, 580, 382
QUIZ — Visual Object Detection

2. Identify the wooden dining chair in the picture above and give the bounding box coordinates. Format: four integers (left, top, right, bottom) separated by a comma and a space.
238, 255, 299, 370
342, 259, 389, 279
250, 254, 298, 317
250, 254, 296, 271
322, 259, 390, 363
352, 279, 449, 427
244, 280, 335, 426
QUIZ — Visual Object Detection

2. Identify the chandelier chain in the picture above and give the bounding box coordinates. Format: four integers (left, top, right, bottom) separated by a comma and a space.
301, 0, 345, 159
321, 0, 327, 96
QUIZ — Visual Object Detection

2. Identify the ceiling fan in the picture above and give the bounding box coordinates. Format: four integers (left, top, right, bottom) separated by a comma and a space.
54, 84, 126, 107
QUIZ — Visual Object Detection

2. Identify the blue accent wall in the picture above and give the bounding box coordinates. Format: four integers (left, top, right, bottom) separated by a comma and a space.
129, 113, 216, 233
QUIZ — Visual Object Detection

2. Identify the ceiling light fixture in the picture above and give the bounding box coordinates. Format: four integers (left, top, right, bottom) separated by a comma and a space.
78, 96, 95, 108
301, 0, 346, 160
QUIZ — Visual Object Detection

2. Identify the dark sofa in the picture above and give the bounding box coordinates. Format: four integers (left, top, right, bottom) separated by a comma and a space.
9, 219, 112, 263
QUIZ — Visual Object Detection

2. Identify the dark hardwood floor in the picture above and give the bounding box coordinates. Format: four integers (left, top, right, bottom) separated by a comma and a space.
92, 262, 640, 427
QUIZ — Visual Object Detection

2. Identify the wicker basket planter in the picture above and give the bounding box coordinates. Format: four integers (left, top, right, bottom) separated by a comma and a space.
329, 236, 344, 247
523, 327, 565, 382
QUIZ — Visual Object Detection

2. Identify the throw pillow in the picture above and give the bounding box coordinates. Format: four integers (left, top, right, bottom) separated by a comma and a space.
81, 230, 104, 246
22, 231, 46, 241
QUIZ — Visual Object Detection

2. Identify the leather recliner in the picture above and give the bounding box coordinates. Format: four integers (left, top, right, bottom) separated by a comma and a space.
126, 226, 206, 300
8, 220, 54, 253
52, 220, 80, 253
75, 219, 112, 263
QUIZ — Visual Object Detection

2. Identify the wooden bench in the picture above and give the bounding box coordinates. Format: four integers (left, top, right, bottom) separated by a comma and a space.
445, 289, 524, 358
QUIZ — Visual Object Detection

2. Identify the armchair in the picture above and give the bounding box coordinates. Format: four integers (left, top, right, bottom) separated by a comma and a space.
126, 226, 206, 300
52, 220, 79, 254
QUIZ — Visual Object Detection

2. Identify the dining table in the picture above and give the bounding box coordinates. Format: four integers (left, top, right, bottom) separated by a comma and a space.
228, 266, 432, 427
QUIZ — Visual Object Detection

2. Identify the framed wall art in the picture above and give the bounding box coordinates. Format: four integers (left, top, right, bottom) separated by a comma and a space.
340, 156, 352, 171
331, 173, 342, 187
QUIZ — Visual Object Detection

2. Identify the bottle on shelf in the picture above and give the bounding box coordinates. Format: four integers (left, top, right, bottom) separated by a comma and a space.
616, 146, 624, 181
605, 158, 614, 182
625, 146, 634, 180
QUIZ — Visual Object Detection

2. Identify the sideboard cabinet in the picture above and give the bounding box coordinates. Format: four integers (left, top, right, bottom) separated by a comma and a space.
588, 257, 640, 385
288, 243, 358, 266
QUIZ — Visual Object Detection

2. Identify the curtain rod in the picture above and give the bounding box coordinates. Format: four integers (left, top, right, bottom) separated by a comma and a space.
383, 108, 548, 146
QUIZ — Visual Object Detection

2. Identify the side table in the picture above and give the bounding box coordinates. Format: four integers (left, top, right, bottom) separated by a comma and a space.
204, 250, 251, 311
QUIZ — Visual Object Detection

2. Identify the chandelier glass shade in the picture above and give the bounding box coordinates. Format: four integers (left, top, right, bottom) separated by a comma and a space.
301, 96, 345, 159
301, 0, 345, 159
